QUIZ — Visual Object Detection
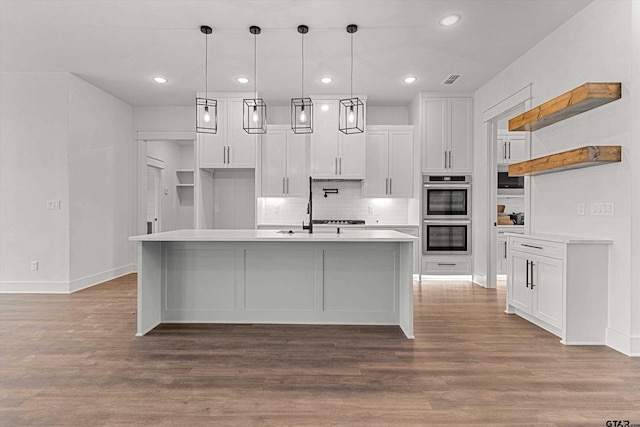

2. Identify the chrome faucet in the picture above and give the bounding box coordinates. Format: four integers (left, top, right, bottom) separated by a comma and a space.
302, 176, 313, 234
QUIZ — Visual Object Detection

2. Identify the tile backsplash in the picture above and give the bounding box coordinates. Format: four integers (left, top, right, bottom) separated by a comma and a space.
258, 181, 413, 225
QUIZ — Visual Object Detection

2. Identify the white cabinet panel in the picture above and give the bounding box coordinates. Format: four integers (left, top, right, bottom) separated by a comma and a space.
508, 251, 533, 313
388, 130, 414, 198
531, 256, 563, 330
364, 127, 413, 198
364, 130, 390, 197
311, 99, 365, 179
422, 97, 472, 173
497, 131, 527, 164
260, 125, 309, 197
199, 98, 256, 169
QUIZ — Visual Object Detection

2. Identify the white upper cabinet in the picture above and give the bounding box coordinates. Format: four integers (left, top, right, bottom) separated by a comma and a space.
497, 130, 527, 164
422, 97, 472, 173
311, 100, 365, 179
364, 126, 414, 198
199, 98, 256, 169
260, 125, 309, 197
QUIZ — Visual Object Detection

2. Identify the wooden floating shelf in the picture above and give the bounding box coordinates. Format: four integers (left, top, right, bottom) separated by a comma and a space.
508, 146, 621, 176
508, 82, 621, 132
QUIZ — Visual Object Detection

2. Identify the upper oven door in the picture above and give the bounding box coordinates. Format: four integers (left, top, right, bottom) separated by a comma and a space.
423, 183, 471, 219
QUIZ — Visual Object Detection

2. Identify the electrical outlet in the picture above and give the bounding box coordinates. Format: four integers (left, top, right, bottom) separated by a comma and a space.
577, 203, 585, 216
30, 261, 38, 271
603, 202, 614, 216
590, 202, 615, 216
47, 200, 61, 210
163, 188, 169, 195
368, 205, 374, 214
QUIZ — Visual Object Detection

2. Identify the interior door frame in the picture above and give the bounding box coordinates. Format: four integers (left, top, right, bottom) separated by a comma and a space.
481, 85, 532, 289
146, 159, 164, 233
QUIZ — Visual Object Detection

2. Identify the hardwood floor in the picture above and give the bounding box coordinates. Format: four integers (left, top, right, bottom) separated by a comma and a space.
1, 274, 638, 426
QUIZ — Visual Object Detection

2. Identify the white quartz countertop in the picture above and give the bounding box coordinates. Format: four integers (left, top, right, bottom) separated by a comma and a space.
130, 229, 418, 242
505, 233, 613, 245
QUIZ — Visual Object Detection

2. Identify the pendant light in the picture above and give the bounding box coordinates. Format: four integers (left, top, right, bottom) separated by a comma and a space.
339, 24, 364, 134
291, 25, 313, 134
243, 26, 267, 134
196, 25, 217, 134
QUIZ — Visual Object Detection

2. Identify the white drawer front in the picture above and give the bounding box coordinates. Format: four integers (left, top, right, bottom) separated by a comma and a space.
510, 237, 563, 259
423, 260, 471, 275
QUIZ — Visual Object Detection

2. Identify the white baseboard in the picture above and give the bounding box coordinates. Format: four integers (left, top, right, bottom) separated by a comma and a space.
606, 327, 640, 357
69, 264, 137, 293
0, 281, 69, 294
472, 274, 488, 288
0, 264, 136, 294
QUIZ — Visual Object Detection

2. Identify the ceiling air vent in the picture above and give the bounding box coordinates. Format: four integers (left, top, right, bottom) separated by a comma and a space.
441, 74, 462, 85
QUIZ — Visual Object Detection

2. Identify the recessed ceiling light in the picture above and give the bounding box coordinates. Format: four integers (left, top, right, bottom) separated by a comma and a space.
153, 76, 167, 84
236, 77, 249, 84
403, 76, 417, 84
320, 77, 333, 84
440, 14, 461, 26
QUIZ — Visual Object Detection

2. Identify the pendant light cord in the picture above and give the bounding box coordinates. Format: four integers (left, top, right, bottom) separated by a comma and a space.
350, 32, 353, 100
204, 31, 208, 99
254, 32, 257, 99
301, 31, 305, 98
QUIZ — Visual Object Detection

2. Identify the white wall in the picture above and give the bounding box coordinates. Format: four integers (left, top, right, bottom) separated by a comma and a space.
265, 104, 409, 126
68, 75, 135, 291
0, 72, 136, 293
630, 0, 640, 354
0, 73, 71, 292
134, 106, 194, 132
472, 0, 638, 355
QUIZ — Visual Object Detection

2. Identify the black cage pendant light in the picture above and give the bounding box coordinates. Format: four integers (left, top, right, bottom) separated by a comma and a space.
196, 25, 218, 134
291, 25, 313, 134
339, 24, 364, 134
243, 26, 267, 134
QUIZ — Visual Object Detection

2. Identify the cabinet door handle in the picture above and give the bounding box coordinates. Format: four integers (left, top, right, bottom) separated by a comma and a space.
504, 241, 507, 259
335, 157, 338, 175
283, 177, 286, 194
443, 151, 447, 168
448, 151, 452, 169
508, 141, 512, 159
339, 157, 342, 175
525, 260, 530, 288
521, 243, 543, 250
385, 177, 389, 194
503, 142, 507, 160
530, 261, 535, 289
389, 177, 392, 195
286, 177, 289, 194
223, 146, 226, 164
438, 263, 456, 266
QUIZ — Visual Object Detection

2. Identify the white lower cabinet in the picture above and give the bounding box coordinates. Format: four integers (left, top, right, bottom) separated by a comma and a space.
506, 234, 611, 345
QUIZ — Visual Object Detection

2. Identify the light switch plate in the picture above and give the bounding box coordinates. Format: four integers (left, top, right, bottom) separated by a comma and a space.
577, 203, 585, 216
47, 200, 61, 210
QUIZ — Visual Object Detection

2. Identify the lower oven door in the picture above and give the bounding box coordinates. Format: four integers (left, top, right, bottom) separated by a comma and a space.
423, 220, 471, 255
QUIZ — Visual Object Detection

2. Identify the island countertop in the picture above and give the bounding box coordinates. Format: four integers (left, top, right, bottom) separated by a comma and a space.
129, 229, 418, 243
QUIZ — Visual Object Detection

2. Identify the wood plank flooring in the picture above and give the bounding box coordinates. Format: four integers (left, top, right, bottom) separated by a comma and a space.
1, 274, 638, 426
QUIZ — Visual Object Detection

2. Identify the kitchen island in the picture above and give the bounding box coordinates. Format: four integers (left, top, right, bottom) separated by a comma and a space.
129, 229, 417, 338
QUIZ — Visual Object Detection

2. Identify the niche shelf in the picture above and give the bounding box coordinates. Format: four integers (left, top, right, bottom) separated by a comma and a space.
508, 83, 621, 132
508, 145, 621, 176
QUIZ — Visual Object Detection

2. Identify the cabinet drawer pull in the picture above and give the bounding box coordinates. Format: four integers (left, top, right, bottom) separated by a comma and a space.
526, 260, 530, 288
504, 241, 507, 259
437, 263, 456, 266
521, 243, 543, 250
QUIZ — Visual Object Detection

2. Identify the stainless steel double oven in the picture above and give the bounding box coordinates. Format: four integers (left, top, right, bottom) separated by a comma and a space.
422, 175, 471, 255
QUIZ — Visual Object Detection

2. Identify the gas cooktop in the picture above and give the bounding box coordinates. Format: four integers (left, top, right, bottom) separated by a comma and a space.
312, 219, 366, 225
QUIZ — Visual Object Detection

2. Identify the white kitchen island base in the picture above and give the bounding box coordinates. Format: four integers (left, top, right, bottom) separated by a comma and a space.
130, 230, 416, 339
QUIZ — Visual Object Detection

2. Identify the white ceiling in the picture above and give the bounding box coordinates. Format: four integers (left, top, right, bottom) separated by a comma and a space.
0, 0, 593, 107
